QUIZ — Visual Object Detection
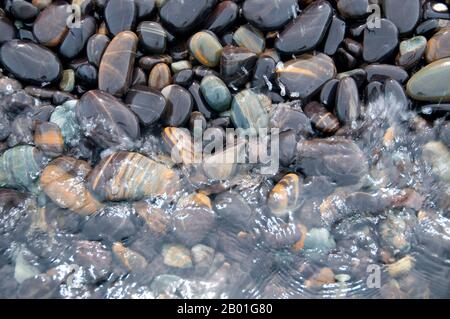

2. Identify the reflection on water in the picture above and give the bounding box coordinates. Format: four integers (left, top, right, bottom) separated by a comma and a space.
1, 82, 449, 299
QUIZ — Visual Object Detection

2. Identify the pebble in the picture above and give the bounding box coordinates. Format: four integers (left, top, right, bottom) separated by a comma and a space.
125, 85, 167, 126
148, 62, 172, 90
204, 1, 239, 35
189, 31, 223, 68
243, 0, 298, 31
104, 0, 137, 36
137, 21, 167, 54
336, 76, 360, 124
337, 0, 368, 19
396, 36, 427, 69
76, 90, 140, 148
323, 16, 346, 56
0, 15, 15, 45
220, 46, 257, 89
365, 64, 409, 84
32, 2, 71, 47
383, 0, 420, 35
0, 40, 62, 85
159, 0, 216, 34
267, 173, 303, 218
275, 0, 333, 55
425, 26, 450, 63
87, 151, 180, 201
86, 34, 110, 68
172, 193, 215, 246
59, 69, 75, 92
161, 84, 194, 127
363, 19, 399, 63
59, 16, 96, 60
162, 244, 193, 269
200, 75, 231, 112
407, 58, 450, 102
232, 25, 265, 55
98, 31, 138, 96
230, 89, 269, 130
34, 122, 64, 157
50, 100, 81, 147
303, 101, 339, 134
276, 53, 336, 99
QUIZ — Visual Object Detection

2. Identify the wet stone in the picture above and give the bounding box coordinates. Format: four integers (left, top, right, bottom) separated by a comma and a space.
0, 40, 62, 85
161, 84, 194, 127
172, 193, 215, 246
11, 0, 39, 21
407, 58, 450, 102
134, 0, 155, 20
34, 122, 64, 157
59, 16, 97, 60
162, 244, 193, 269
59, 69, 75, 92
231, 89, 269, 130
204, 1, 239, 35
275, 0, 333, 55
365, 64, 409, 84
200, 75, 231, 112
303, 101, 339, 134
0, 15, 15, 45
158, 0, 216, 34
99, 31, 138, 96
189, 31, 223, 68
50, 100, 81, 147
243, 0, 299, 31
252, 56, 276, 90
336, 76, 360, 124
396, 36, 427, 69
137, 22, 167, 54
75, 63, 98, 89
220, 46, 257, 89
104, 0, 137, 36
276, 53, 336, 99
173, 69, 194, 88
267, 173, 303, 218
40, 156, 104, 215
148, 63, 172, 91
32, 1, 71, 47
296, 138, 368, 186
337, 0, 369, 19
87, 151, 180, 201
363, 19, 399, 63
76, 90, 140, 148
320, 79, 339, 108
125, 85, 167, 126
7, 115, 34, 147
86, 34, 110, 68
233, 25, 265, 55
426, 26, 450, 63
323, 16, 346, 56
383, 0, 420, 35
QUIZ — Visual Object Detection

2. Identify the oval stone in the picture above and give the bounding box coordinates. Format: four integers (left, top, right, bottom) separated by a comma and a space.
426, 26, 450, 63
161, 84, 194, 127
137, 21, 167, 54
337, 0, 369, 19
0, 40, 62, 85
87, 34, 110, 68
148, 62, 172, 91
189, 31, 223, 67
104, 0, 137, 36
200, 75, 231, 112
99, 31, 138, 96
323, 15, 346, 56
396, 36, 427, 69
363, 19, 399, 63
231, 89, 269, 130
276, 53, 336, 99
233, 25, 265, 55
204, 1, 239, 35
407, 58, 450, 102
125, 85, 167, 126
76, 90, 140, 148
0, 15, 15, 45
275, 0, 333, 55
59, 16, 97, 60
336, 77, 360, 124
243, 0, 299, 31
383, 0, 420, 35
159, 0, 217, 34
32, 1, 71, 47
